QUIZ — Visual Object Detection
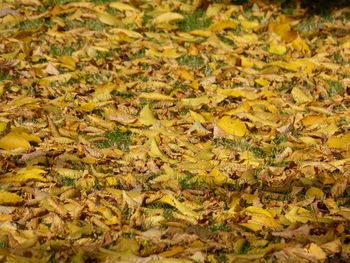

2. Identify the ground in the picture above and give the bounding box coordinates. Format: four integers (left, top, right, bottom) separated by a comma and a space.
0, 0, 350, 262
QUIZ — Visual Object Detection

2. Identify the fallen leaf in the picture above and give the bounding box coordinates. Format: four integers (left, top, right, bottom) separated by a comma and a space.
291, 87, 312, 104
217, 116, 248, 137
152, 12, 184, 24
0, 191, 23, 204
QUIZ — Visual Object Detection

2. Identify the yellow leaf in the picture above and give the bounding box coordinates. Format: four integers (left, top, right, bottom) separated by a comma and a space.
0, 191, 23, 204
88, 115, 115, 131
0, 129, 41, 150
305, 187, 324, 199
301, 115, 327, 126
217, 116, 248, 137
110, 28, 143, 39
308, 243, 326, 260
54, 168, 83, 179
0, 133, 30, 150
195, 168, 235, 186
285, 206, 313, 223
207, 20, 237, 31
240, 56, 254, 68
0, 83, 4, 96
255, 78, 270, 87
148, 138, 177, 164
189, 110, 206, 123
225, 104, 250, 115
0, 168, 47, 183
327, 132, 350, 149
12, 97, 37, 107
239, 222, 262, 231
292, 37, 310, 52
111, 237, 139, 255
58, 56, 76, 71
188, 30, 212, 37
181, 96, 210, 108
109, 2, 139, 12
152, 12, 184, 24
218, 88, 259, 100
244, 207, 282, 230
79, 102, 95, 112
291, 87, 312, 104
244, 113, 279, 127
41, 72, 75, 84
268, 40, 286, 55
158, 246, 184, 257
269, 22, 297, 42
177, 160, 213, 171
186, 120, 210, 134
240, 151, 261, 167
159, 194, 198, 217
323, 199, 337, 210
248, 214, 282, 230
244, 206, 273, 217
271, 59, 316, 73
242, 33, 258, 41
95, 11, 121, 26
299, 136, 319, 145
146, 48, 182, 58
139, 92, 175, 101
139, 104, 157, 126
206, 4, 224, 18
92, 83, 115, 102
321, 239, 342, 253
177, 68, 194, 81
247, 99, 278, 113
241, 20, 259, 30
0, 122, 7, 133
317, 120, 338, 137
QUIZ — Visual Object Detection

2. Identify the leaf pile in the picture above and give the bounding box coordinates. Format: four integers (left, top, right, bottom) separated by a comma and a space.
0, 0, 350, 262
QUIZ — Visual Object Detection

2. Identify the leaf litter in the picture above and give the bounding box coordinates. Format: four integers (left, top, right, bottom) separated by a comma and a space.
0, 0, 350, 262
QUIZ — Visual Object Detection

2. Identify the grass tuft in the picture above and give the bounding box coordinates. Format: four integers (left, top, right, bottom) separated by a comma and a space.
96, 128, 132, 151
177, 55, 205, 68
176, 10, 212, 31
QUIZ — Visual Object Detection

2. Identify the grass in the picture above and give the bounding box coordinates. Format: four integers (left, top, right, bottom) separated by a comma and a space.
132, 49, 146, 59
96, 128, 132, 151
92, 0, 116, 3
331, 52, 347, 66
177, 55, 205, 68
209, 223, 231, 232
144, 202, 175, 210
64, 19, 106, 31
176, 10, 212, 31
0, 71, 13, 81
203, 64, 213, 76
213, 138, 251, 151
273, 134, 288, 145
251, 148, 266, 158
326, 80, 344, 97
266, 160, 288, 167
59, 177, 78, 188
142, 8, 154, 27
50, 44, 74, 56
85, 73, 104, 85
179, 172, 203, 189
44, 0, 74, 6
16, 18, 53, 30
112, 90, 134, 98
214, 254, 228, 263
167, 82, 188, 95
296, 17, 321, 34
